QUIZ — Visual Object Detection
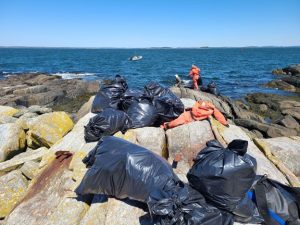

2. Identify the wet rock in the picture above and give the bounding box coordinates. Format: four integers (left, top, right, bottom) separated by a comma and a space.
0, 147, 48, 175
282, 64, 300, 76
0, 106, 18, 117
282, 75, 300, 88
0, 115, 17, 124
255, 137, 300, 177
265, 80, 296, 92
0, 170, 28, 218
272, 68, 286, 75
115, 127, 167, 157
278, 115, 299, 129
26, 112, 74, 148
20, 161, 40, 180
166, 120, 214, 165
0, 123, 26, 162
50, 113, 97, 153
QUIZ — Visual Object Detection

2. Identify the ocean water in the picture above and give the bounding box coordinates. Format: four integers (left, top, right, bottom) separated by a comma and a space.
1, 47, 300, 99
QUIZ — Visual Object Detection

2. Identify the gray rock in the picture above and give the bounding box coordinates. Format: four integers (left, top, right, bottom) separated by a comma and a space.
28, 105, 52, 114
19, 112, 38, 119
0, 123, 26, 162
180, 98, 196, 109
0, 115, 17, 124
282, 76, 300, 88
259, 104, 268, 113
235, 119, 297, 138
166, 120, 214, 165
282, 64, 300, 76
20, 160, 40, 180
255, 137, 300, 176
13, 85, 48, 96
0, 170, 28, 218
0, 147, 48, 175
278, 115, 299, 129
75, 95, 95, 121
265, 80, 296, 92
12, 108, 29, 118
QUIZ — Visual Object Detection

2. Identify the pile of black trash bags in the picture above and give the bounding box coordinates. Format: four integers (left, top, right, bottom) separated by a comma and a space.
84, 75, 184, 142
76, 136, 300, 225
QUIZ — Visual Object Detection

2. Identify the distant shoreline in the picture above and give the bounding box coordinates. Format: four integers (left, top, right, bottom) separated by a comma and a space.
1, 46, 300, 49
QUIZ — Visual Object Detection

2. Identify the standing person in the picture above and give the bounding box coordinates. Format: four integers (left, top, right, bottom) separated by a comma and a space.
189, 64, 201, 90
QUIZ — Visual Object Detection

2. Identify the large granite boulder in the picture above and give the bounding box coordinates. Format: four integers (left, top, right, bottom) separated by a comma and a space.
0, 106, 18, 117
26, 112, 74, 148
114, 127, 167, 157
265, 79, 297, 92
0, 115, 17, 124
166, 120, 214, 165
282, 64, 300, 76
254, 137, 300, 177
75, 95, 95, 121
49, 113, 98, 153
0, 170, 28, 218
0, 123, 26, 162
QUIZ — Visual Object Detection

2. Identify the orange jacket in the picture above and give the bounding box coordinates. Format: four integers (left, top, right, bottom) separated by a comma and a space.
189, 66, 200, 78
163, 100, 228, 129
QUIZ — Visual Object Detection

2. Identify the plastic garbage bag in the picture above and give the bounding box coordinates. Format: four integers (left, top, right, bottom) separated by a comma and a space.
187, 139, 257, 212
148, 180, 226, 225
76, 136, 179, 202
84, 108, 131, 142
120, 89, 146, 111
126, 97, 157, 128
251, 175, 300, 225
91, 75, 128, 113
144, 82, 184, 123
201, 81, 220, 96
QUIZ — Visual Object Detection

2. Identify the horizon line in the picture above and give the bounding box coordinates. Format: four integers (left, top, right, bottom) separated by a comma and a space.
1, 45, 300, 49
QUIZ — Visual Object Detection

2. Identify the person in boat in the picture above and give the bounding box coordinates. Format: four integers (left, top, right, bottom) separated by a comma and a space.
189, 64, 201, 90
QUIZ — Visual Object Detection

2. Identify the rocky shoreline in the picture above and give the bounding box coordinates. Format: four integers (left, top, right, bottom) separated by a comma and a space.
0, 69, 300, 224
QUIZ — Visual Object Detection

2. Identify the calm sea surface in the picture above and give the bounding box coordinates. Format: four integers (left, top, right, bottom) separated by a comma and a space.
1, 47, 300, 99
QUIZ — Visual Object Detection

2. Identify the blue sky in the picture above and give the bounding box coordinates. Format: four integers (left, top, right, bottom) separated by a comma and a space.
0, 0, 299, 47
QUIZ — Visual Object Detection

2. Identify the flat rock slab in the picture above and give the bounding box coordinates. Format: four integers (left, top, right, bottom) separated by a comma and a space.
0, 123, 26, 162
0, 147, 48, 175
166, 120, 214, 165
254, 137, 300, 176
0, 170, 28, 218
50, 113, 98, 153
215, 124, 288, 184
6, 152, 88, 225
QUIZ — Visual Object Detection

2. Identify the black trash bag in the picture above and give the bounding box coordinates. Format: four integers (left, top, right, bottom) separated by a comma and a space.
144, 81, 168, 97
76, 136, 178, 202
91, 75, 128, 113
120, 89, 146, 111
148, 180, 227, 225
84, 108, 131, 142
233, 191, 264, 224
144, 82, 184, 123
201, 81, 220, 96
187, 139, 257, 212
126, 97, 157, 128
251, 175, 300, 225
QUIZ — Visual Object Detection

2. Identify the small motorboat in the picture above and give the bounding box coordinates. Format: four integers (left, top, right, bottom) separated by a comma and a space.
129, 55, 143, 61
